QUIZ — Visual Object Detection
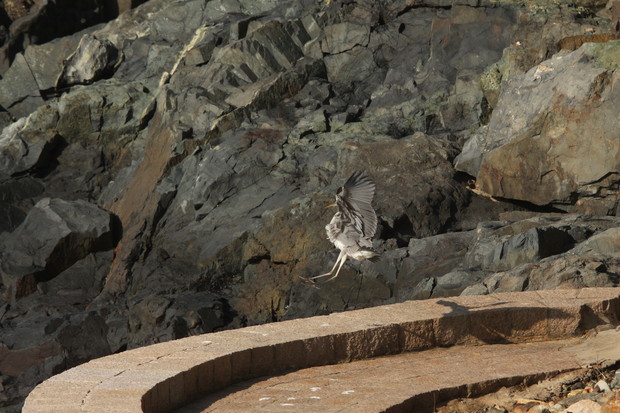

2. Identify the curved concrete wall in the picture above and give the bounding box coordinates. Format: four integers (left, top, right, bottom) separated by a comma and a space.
23, 288, 620, 413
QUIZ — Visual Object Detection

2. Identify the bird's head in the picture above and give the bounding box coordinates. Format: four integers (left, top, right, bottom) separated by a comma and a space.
325, 188, 343, 209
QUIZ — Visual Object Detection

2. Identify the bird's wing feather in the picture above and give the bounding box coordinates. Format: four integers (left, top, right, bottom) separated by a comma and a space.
341, 172, 377, 238
325, 215, 340, 244
342, 171, 375, 205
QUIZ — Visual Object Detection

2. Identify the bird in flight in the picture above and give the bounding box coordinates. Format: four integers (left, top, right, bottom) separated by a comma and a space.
303, 171, 380, 285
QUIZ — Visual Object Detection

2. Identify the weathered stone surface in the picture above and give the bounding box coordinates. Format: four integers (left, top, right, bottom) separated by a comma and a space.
0, 0, 618, 410
57, 34, 121, 88
0, 53, 44, 119
0, 0, 144, 75
395, 232, 476, 301
20, 288, 620, 413
23, 36, 81, 92
321, 22, 370, 54
465, 226, 575, 272
0, 198, 115, 302
461, 216, 620, 295
462, 42, 620, 214
573, 227, 620, 255
0, 106, 60, 178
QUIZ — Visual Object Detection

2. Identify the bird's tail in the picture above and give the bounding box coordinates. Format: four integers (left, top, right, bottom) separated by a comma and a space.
360, 247, 381, 262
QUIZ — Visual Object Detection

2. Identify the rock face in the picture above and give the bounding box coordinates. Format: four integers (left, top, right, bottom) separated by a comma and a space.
0, 198, 116, 302
456, 42, 620, 215
0, 0, 618, 410
0, 0, 147, 74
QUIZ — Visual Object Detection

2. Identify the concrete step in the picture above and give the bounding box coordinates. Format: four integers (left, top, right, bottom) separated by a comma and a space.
23, 288, 620, 413
177, 329, 620, 412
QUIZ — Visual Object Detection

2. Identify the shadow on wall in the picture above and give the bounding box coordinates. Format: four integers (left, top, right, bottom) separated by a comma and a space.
434, 298, 617, 346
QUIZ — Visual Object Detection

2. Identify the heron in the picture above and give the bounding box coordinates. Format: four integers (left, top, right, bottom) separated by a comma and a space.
304, 171, 380, 284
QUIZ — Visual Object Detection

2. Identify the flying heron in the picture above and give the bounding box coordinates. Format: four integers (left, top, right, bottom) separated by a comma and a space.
304, 171, 380, 285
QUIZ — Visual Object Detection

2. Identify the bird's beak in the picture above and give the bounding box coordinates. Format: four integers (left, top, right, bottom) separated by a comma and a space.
325, 203, 336, 209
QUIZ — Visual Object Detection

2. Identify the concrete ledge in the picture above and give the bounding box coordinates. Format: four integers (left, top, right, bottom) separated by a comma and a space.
23, 288, 620, 413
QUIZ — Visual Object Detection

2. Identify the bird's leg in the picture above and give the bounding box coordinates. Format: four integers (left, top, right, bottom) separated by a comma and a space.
308, 250, 345, 281
320, 254, 348, 283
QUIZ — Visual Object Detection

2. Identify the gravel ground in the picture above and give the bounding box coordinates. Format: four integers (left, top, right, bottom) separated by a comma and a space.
436, 363, 620, 413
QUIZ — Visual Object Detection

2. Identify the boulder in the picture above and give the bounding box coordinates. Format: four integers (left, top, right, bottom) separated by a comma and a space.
465, 226, 575, 272
321, 23, 370, 54
0, 0, 143, 75
0, 53, 45, 119
0, 106, 60, 178
127, 292, 229, 347
395, 232, 475, 300
459, 41, 620, 214
0, 307, 113, 412
23, 36, 82, 92
460, 216, 620, 295
0, 0, 618, 410
336, 132, 470, 239
572, 227, 620, 255
56, 34, 121, 88
0, 198, 115, 302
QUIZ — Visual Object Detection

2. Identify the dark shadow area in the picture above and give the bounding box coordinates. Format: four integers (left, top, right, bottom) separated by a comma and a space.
434, 298, 575, 345
171, 376, 267, 413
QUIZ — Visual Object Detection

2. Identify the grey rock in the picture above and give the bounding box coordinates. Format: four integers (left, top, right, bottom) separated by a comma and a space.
0, 53, 44, 119
0, 106, 60, 178
475, 42, 620, 213
434, 270, 485, 298
1, 0, 619, 409
453, 127, 487, 177
22, 36, 82, 92
460, 283, 489, 296
57, 34, 121, 88
0, 305, 114, 412
321, 23, 370, 54
324, 45, 377, 83
611, 370, 620, 389
468, 227, 575, 272
37, 251, 112, 305
336, 132, 470, 239
128, 292, 230, 348
392, 232, 474, 301
0, 198, 115, 303
0, 0, 134, 70
483, 270, 530, 293
572, 227, 620, 255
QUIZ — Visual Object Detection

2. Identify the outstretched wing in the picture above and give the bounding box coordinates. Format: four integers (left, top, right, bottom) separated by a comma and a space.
341, 171, 377, 238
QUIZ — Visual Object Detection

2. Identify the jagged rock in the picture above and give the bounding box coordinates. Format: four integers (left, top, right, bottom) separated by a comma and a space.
37, 251, 113, 305
0, 53, 45, 119
333, 132, 470, 239
321, 22, 370, 54
22, 36, 82, 93
465, 226, 575, 272
0, 106, 60, 178
0, 198, 115, 302
395, 232, 475, 300
56, 34, 121, 88
0, 0, 619, 410
0, 0, 144, 75
573, 227, 620, 255
0, 306, 112, 412
462, 41, 620, 214
460, 216, 620, 295
127, 292, 229, 347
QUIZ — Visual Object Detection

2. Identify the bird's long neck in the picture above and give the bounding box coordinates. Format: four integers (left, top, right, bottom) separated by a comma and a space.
336, 198, 353, 218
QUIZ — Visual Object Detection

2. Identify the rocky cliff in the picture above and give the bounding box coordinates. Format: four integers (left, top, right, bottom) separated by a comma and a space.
0, 0, 619, 410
